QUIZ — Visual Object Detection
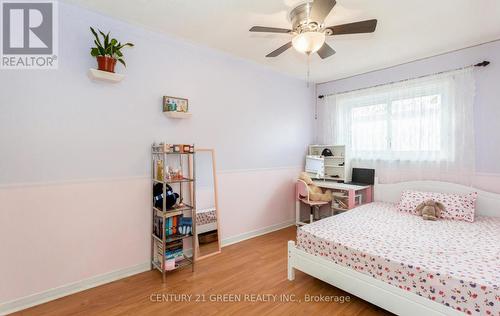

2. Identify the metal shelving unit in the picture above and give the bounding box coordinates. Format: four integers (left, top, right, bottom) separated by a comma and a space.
151, 144, 196, 283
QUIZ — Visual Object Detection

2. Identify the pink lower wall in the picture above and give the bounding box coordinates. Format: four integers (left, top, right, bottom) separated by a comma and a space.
0, 177, 150, 303
218, 168, 298, 239
0, 167, 300, 303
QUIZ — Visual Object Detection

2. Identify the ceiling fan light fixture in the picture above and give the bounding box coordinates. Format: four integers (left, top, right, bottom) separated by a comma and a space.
292, 31, 325, 55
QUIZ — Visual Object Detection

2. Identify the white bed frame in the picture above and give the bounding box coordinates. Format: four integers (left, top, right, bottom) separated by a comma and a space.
197, 221, 218, 234
288, 180, 500, 316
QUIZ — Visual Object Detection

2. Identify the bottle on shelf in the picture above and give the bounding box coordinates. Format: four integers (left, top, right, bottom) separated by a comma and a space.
156, 159, 164, 181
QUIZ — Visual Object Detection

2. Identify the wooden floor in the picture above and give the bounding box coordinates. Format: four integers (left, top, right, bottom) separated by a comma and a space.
15, 227, 391, 316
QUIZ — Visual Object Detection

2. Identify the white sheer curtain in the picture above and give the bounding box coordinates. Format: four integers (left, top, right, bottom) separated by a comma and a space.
317, 68, 476, 184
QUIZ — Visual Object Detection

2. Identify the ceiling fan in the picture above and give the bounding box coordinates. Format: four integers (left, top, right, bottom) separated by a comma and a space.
249, 0, 377, 59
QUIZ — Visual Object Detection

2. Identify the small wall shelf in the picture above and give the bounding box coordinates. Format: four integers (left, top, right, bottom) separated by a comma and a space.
88, 68, 124, 83
164, 111, 192, 119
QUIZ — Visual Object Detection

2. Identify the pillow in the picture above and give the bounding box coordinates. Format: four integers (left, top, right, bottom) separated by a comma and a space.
397, 190, 477, 222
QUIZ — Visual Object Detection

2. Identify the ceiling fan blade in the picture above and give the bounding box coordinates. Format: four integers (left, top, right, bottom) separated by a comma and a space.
309, 0, 336, 23
327, 19, 378, 35
249, 26, 291, 34
266, 42, 292, 57
317, 43, 336, 59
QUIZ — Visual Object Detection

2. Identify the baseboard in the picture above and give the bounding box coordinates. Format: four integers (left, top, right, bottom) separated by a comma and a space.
0, 221, 295, 315
221, 219, 295, 247
0, 262, 150, 316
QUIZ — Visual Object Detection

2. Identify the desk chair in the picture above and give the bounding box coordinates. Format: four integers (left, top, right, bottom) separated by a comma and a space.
296, 179, 330, 226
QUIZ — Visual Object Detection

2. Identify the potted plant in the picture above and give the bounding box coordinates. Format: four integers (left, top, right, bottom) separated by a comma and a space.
90, 27, 134, 73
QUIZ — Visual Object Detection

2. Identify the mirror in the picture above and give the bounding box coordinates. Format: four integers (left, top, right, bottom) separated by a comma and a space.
192, 149, 221, 259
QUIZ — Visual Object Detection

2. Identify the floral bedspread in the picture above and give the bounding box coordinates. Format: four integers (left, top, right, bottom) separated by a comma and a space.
196, 208, 217, 226
297, 202, 500, 315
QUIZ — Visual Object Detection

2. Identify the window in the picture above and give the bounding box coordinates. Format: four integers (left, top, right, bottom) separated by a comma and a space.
349, 94, 443, 160
318, 68, 475, 184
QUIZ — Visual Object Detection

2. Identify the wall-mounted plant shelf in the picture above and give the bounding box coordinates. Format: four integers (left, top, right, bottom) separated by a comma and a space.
164, 111, 192, 119
88, 68, 124, 83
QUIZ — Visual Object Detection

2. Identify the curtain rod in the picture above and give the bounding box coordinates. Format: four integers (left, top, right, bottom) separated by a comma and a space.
317, 60, 490, 99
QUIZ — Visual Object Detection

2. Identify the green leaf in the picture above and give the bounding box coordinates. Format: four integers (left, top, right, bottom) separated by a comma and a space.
94, 40, 105, 55
105, 45, 112, 56
104, 32, 110, 48
98, 30, 106, 43
90, 47, 99, 57
117, 58, 126, 67
90, 27, 102, 47
116, 42, 134, 51
110, 38, 117, 46
97, 30, 110, 49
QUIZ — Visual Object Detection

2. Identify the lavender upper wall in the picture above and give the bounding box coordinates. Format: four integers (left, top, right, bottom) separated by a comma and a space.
0, 3, 312, 306
316, 40, 500, 174
0, 3, 313, 185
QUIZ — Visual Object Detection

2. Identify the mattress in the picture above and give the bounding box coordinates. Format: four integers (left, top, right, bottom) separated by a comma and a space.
297, 202, 500, 315
196, 208, 217, 226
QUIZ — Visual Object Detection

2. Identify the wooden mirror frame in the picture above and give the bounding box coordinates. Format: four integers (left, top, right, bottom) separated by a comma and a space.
189, 148, 221, 260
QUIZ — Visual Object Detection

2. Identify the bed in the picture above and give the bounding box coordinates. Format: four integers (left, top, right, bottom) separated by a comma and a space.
196, 207, 218, 234
288, 181, 500, 316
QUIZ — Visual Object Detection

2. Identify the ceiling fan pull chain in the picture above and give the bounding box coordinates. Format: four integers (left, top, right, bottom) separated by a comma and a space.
306, 53, 311, 87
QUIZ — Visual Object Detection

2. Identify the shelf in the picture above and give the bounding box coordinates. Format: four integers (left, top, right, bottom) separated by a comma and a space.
88, 68, 124, 82
173, 257, 193, 269
166, 234, 192, 243
332, 206, 348, 212
325, 177, 345, 181
151, 142, 196, 281
153, 204, 194, 217
332, 193, 347, 198
153, 207, 183, 218
155, 152, 194, 155
313, 178, 345, 182
153, 177, 194, 184
325, 165, 345, 168
163, 111, 192, 119
152, 233, 192, 244
151, 149, 195, 155
151, 255, 193, 272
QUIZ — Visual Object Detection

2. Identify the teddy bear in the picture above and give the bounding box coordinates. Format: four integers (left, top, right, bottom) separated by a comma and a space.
415, 199, 446, 221
298, 172, 332, 202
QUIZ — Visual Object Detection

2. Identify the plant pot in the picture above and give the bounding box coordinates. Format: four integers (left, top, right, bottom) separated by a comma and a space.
96, 56, 117, 73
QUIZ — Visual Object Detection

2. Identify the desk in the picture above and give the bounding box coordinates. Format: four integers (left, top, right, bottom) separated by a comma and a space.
314, 181, 373, 210
295, 180, 373, 226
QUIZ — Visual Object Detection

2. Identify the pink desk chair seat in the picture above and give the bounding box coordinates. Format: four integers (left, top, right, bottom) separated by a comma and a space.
296, 179, 331, 226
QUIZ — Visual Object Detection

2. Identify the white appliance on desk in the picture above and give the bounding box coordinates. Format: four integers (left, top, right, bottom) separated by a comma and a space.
306, 145, 347, 182
305, 155, 324, 178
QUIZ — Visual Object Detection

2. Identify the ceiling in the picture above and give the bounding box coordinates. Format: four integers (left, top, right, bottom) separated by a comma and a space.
64, 0, 500, 83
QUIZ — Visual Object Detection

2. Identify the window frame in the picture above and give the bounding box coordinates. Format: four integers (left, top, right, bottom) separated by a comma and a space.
337, 80, 452, 162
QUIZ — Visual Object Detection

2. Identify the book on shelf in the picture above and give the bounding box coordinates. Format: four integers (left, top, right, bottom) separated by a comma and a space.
153, 214, 163, 238
156, 244, 184, 262
335, 198, 348, 209
153, 215, 193, 240
166, 249, 184, 261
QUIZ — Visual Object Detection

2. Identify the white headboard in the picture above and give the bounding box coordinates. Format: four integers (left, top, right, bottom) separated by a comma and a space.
374, 179, 500, 217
